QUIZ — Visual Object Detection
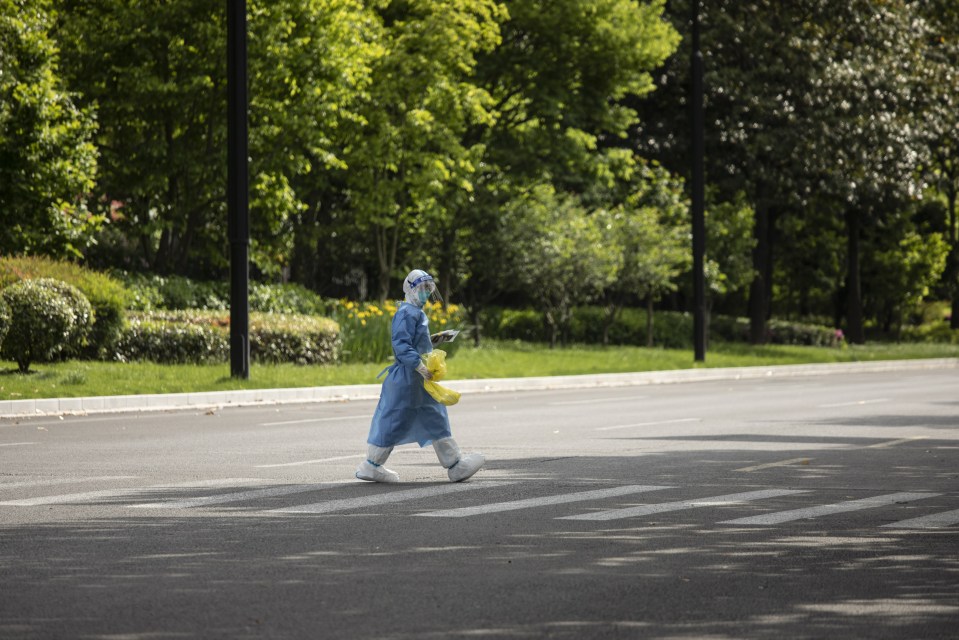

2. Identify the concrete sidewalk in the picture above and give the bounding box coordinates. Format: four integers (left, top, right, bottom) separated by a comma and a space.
1, 358, 955, 418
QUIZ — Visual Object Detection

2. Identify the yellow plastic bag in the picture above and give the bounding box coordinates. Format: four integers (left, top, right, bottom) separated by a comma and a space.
422, 350, 461, 406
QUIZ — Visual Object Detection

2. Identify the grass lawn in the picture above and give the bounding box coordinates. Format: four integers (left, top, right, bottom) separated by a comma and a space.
0, 340, 956, 401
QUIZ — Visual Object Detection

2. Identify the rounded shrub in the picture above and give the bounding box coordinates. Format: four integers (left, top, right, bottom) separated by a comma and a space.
114, 314, 229, 364
0, 297, 10, 350
0, 256, 128, 358
1, 278, 93, 372
250, 313, 340, 364
114, 310, 340, 365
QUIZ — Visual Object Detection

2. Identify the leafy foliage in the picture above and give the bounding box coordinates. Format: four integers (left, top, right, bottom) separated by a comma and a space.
0, 255, 127, 357
0, 278, 93, 371
115, 311, 339, 365
0, 0, 99, 259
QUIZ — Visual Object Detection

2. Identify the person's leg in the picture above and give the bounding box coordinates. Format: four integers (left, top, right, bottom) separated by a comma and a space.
432, 437, 485, 482
356, 444, 400, 483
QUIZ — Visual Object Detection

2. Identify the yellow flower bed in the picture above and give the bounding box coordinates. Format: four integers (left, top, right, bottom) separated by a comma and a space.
333, 299, 464, 363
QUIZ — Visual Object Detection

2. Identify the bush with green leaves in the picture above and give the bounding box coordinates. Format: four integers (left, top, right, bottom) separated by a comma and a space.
114, 314, 229, 364
901, 322, 959, 344
0, 297, 9, 349
711, 316, 841, 347
0, 256, 128, 357
0, 278, 94, 372
114, 310, 339, 365
116, 272, 331, 315
250, 314, 339, 364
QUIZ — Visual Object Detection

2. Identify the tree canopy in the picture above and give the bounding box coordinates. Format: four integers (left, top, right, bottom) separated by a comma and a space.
2, 0, 954, 345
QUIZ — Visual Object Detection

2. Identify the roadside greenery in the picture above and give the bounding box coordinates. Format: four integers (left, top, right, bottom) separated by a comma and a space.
1, 0, 957, 358
1, 341, 956, 401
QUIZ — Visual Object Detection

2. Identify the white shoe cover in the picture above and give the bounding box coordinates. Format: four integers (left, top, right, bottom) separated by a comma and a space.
433, 437, 485, 482
447, 452, 485, 483
355, 460, 400, 483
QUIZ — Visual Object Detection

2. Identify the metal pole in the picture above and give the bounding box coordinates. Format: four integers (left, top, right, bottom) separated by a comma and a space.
691, 0, 706, 362
227, 0, 250, 379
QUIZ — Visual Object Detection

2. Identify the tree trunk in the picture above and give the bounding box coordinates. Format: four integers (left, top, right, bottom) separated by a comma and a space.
845, 208, 865, 344
949, 186, 958, 330
602, 303, 619, 347
748, 200, 770, 344
547, 313, 558, 349
290, 194, 320, 289
646, 294, 654, 347
469, 306, 483, 347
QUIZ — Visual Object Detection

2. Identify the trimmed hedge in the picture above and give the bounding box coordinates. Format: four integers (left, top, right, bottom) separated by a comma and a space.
114, 310, 340, 365
0, 256, 127, 358
483, 305, 841, 349
901, 322, 959, 344
0, 279, 94, 372
710, 316, 843, 347
117, 273, 331, 314
249, 314, 340, 364
0, 297, 9, 348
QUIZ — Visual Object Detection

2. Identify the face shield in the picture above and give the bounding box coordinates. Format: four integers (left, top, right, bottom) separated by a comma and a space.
403, 270, 443, 306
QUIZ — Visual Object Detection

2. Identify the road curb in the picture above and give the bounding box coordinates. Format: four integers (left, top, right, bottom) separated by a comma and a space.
1, 357, 955, 418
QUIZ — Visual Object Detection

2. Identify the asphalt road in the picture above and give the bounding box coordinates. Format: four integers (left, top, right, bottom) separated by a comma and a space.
1, 368, 957, 639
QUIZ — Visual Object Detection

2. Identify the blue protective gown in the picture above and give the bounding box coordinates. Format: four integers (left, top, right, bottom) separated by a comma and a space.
367, 302, 452, 448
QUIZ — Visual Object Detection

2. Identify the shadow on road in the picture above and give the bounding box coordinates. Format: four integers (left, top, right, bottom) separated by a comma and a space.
1, 446, 957, 640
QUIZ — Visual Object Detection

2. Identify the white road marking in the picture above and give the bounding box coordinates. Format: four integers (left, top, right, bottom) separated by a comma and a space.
259, 415, 368, 427
736, 458, 813, 472
255, 455, 362, 468
416, 485, 674, 518
0, 476, 137, 490
559, 489, 808, 521
865, 436, 927, 449
270, 481, 513, 515
549, 397, 646, 406
0, 442, 38, 447
721, 492, 940, 526
131, 481, 353, 509
883, 508, 959, 529
595, 418, 701, 432
817, 399, 888, 408
0, 478, 280, 506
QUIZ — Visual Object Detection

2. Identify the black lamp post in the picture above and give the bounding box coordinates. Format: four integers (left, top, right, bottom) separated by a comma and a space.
691, 0, 706, 362
227, 0, 250, 379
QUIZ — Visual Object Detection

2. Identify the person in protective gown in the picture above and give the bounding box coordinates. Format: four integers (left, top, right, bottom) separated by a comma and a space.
356, 269, 486, 483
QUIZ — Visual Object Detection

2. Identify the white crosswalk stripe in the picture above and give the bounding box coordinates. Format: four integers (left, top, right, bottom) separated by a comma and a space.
558, 489, 808, 522
721, 492, 941, 526
0, 476, 137, 490
130, 481, 354, 509
415, 485, 673, 518
269, 481, 514, 515
0, 478, 280, 506
882, 508, 959, 530
2, 476, 955, 531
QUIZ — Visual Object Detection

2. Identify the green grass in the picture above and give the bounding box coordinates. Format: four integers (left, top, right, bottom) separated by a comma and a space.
1, 340, 956, 401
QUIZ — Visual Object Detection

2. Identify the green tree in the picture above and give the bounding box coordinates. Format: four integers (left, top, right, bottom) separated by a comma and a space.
338, 0, 505, 300
635, 0, 825, 343
504, 185, 620, 347
704, 190, 754, 331
249, 0, 382, 281
56, 0, 227, 275
57, 0, 380, 280
599, 161, 690, 346
916, 0, 959, 328
451, 0, 679, 325
864, 227, 948, 338
802, 0, 930, 343
0, 0, 99, 259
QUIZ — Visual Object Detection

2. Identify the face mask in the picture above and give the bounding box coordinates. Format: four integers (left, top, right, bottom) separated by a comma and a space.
417, 289, 430, 305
